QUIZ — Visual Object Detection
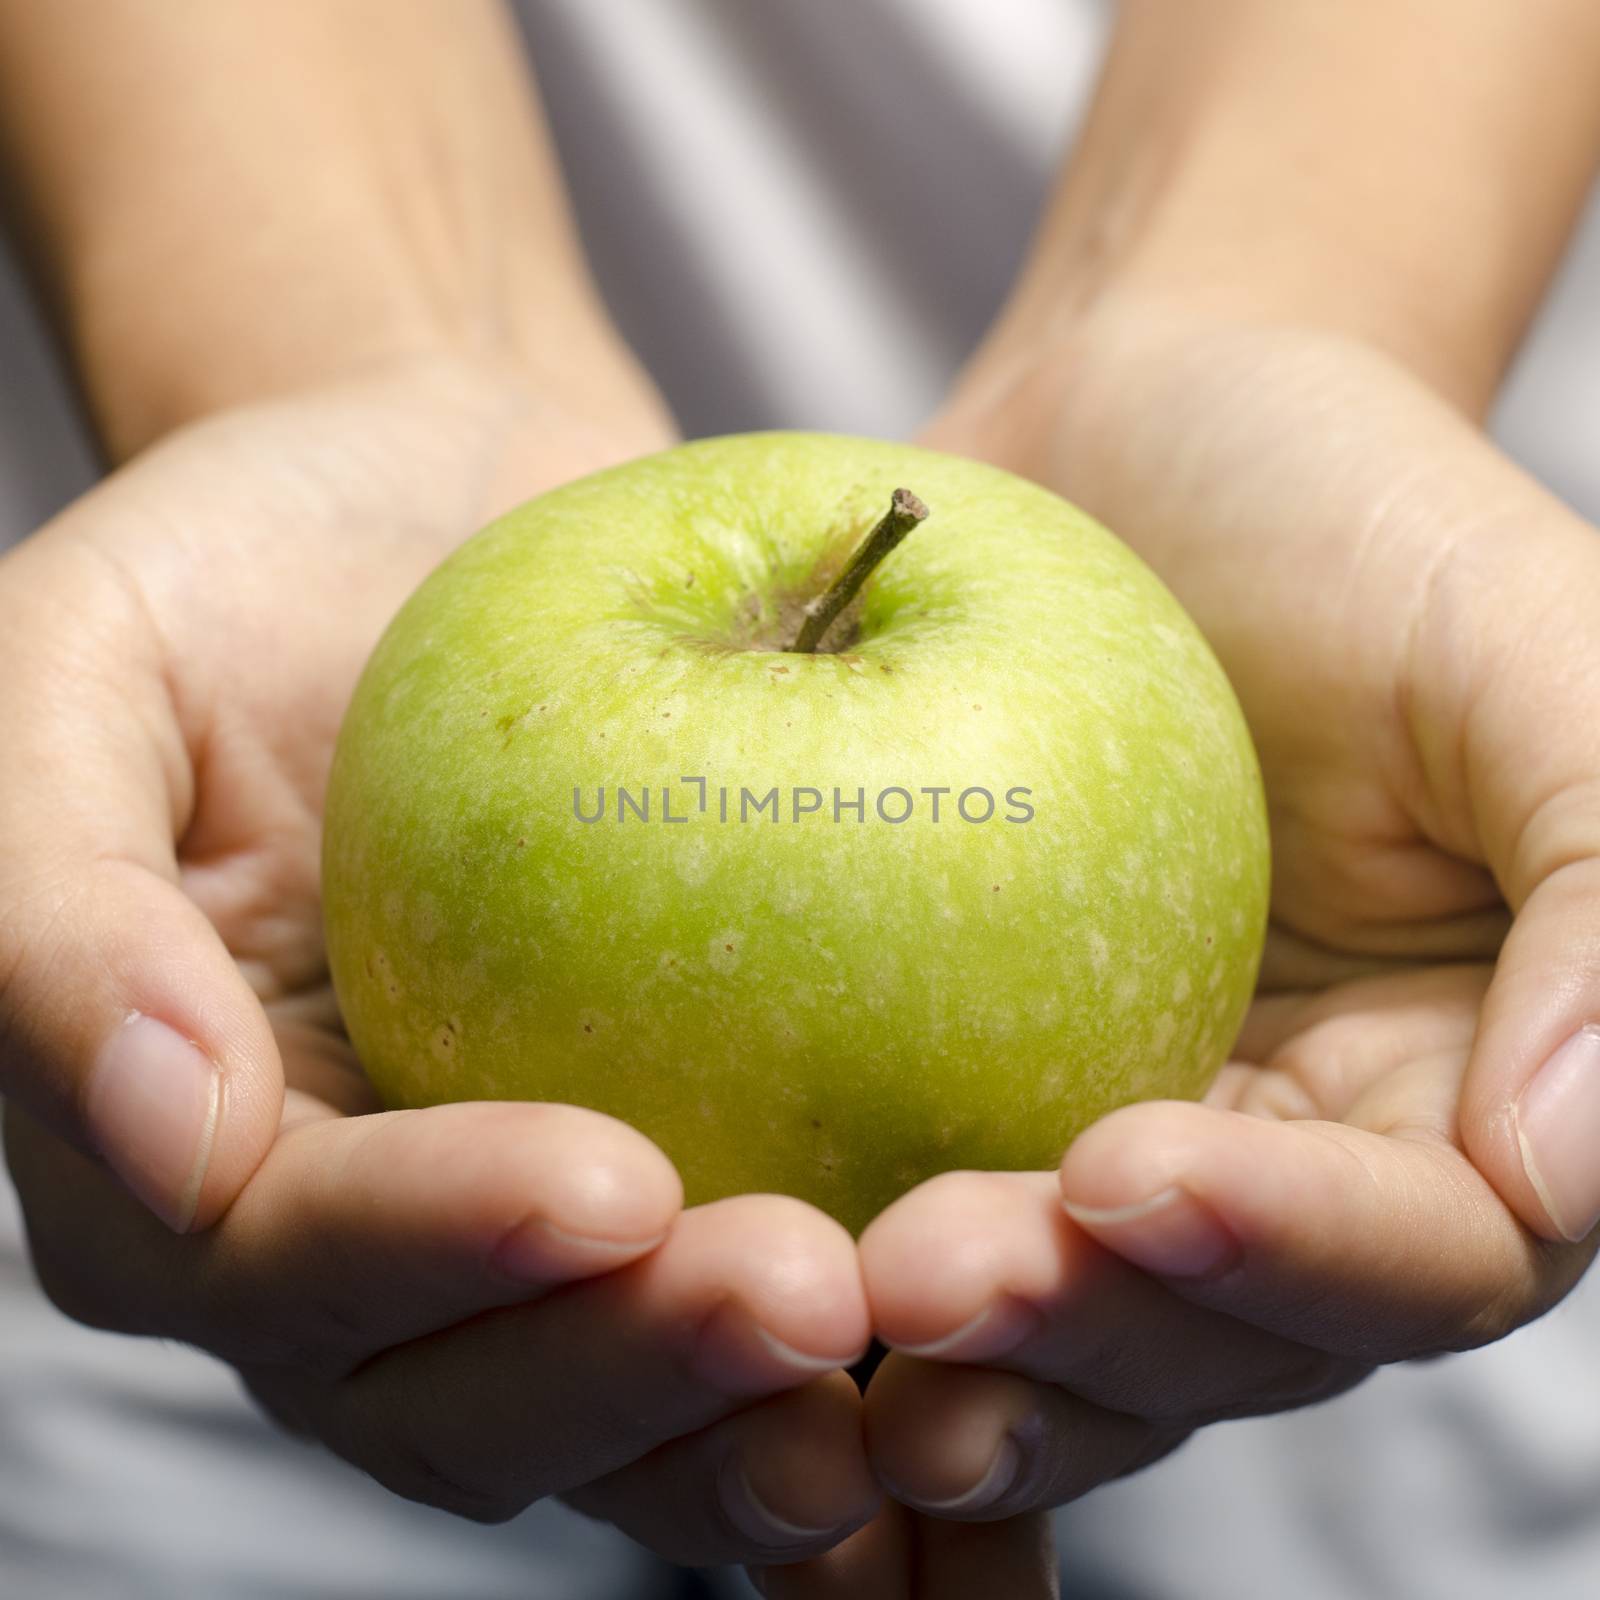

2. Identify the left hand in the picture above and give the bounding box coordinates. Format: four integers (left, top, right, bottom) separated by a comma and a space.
824, 307, 1600, 1558
0, 356, 886, 1572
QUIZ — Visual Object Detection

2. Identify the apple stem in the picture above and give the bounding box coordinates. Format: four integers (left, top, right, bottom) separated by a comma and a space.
788, 487, 930, 654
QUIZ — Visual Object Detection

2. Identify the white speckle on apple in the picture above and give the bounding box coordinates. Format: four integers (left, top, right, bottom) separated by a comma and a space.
673, 838, 712, 886
708, 932, 742, 972
776, 877, 814, 914
1151, 1011, 1177, 1055
1086, 929, 1110, 974
1102, 736, 1129, 774
1171, 969, 1192, 1004
1114, 972, 1141, 1009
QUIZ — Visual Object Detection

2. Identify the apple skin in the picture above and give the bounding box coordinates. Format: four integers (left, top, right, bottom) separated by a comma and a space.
322, 432, 1269, 1236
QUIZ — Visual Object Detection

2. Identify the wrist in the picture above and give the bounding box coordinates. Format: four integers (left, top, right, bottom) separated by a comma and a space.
923, 293, 1459, 563
64, 206, 653, 466
0, 0, 653, 464
964, 0, 1600, 422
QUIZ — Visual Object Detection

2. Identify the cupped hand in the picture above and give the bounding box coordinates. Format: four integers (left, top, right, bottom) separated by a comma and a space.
844, 308, 1600, 1539
0, 358, 881, 1565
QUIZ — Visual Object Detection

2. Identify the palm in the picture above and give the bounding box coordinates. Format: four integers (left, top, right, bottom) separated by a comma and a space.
930, 318, 1521, 1132
1217, 658, 1495, 1188
77, 362, 674, 1113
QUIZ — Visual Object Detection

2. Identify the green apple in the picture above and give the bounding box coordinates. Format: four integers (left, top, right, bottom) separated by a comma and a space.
322, 432, 1269, 1235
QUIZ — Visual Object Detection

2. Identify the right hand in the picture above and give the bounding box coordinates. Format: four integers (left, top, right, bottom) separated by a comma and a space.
0, 356, 880, 1564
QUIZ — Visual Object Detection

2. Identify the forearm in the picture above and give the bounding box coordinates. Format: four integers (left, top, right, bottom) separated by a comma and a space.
0, 0, 651, 462
972, 0, 1600, 415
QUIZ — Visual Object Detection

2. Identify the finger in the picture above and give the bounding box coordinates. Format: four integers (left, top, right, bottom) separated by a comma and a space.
754, 1496, 1060, 1598
1414, 512, 1600, 1244
251, 1194, 871, 1520
909, 1514, 1060, 1600
1234, 963, 1488, 1107
568, 1372, 879, 1568
0, 532, 281, 1229
1464, 857, 1600, 1242
1059, 1095, 1585, 1358
6, 1096, 683, 1372
865, 1354, 1176, 1524
753, 1502, 914, 1599
861, 1170, 1349, 1423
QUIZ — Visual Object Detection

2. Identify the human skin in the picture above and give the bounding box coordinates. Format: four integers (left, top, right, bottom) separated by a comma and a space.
773, 2, 1600, 1591
0, 0, 892, 1575
6, 4, 1600, 1600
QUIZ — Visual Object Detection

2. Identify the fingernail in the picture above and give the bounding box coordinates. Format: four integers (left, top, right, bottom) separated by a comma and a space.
893, 1435, 1021, 1515
1514, 1023, 1600, 1242
86, 1012, 220, 1232
894, 1297, 1043, 1361
489, 1216, 668, 1285
1063, 1185, 1239, 1279
752, 1324, 861, 1373
718, 1457, 856, 1550
692, 1301, 866, 1396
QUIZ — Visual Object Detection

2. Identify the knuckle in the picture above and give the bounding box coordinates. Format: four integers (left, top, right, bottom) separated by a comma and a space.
1269, 1348, 1366, 1410
0, 876, 76, 1077
3, 1110, 114, 1332
346, 1380, 532, 1525
238, 1366, 320, 1443
186, 1280, 360, 1383
240, 1364, 524, 1523
1175, 1351, 1368, 1429
23, 1233, 113, 1331
1109, 1427, 1192, 1488
285, 1282, 382, 1378
383, 1441, 525, 1525
1444, 1279, 1537, 1353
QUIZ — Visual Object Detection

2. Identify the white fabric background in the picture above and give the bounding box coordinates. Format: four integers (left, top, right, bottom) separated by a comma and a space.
3, 2, 1600, 1595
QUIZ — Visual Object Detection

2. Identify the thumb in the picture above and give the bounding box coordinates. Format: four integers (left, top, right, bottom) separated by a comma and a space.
0, 532, 282, 1230
1462, 857, 1600, 1245
1446, 511, 1600, 1244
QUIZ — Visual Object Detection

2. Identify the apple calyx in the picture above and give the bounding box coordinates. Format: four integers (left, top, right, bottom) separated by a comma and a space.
787, 487, 930, 654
